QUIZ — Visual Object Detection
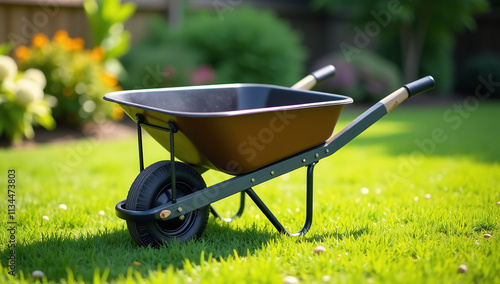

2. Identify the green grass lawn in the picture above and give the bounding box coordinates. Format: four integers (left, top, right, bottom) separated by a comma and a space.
1, 100, 499, 283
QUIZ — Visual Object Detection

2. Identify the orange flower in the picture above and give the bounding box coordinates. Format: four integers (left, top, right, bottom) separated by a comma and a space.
53, 30, 69, 42
53, 30, 71, 49
90, 47, 105, 61
32, 33, 49, 49
69, 37, 85, 51
100, 71, 118, 87
15, 45, 31, 61
111, 104, 124, 121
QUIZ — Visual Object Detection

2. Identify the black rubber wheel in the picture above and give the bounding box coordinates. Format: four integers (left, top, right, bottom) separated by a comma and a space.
125, 161, 209, 247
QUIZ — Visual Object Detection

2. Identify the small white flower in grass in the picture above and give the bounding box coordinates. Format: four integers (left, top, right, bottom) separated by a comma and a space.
283, 275, 299, 284
457, 264, 468, 274
361, 187, 369, 195
42, 216, 49, 221
475, 240, 480, 245
313, 246, 326, 254
424, 194, 431, 200
413, 196, 419, 202
496, 201, 500, 206
484, 233, 492, 238
322, 275, 331, 282
58, 204, 67, 210
32, 270, 44, 279
98, 210, 105, 216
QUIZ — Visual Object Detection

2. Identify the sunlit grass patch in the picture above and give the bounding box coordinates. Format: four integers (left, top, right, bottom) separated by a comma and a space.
1, 102, 499, 283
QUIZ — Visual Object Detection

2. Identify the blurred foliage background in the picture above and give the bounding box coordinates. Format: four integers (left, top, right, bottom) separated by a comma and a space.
0, 0, 498, 143
120, 7, 305, 90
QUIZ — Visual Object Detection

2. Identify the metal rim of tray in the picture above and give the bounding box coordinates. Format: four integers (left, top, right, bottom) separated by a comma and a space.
103, 83, 353, 118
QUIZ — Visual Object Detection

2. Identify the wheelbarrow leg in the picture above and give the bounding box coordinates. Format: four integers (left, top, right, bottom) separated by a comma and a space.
210, 192, 246, 223
245, 163, 315, 237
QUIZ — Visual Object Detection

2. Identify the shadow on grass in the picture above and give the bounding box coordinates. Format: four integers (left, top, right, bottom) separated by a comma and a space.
8, 219, 278, 282
7, 214, 369, 282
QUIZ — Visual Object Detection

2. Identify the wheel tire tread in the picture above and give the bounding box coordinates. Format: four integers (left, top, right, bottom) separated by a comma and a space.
125, 161, 208, 247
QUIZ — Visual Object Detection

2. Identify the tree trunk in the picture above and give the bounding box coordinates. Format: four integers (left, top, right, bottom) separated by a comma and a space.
401, 29, 420, 83
400, 5, 432, 83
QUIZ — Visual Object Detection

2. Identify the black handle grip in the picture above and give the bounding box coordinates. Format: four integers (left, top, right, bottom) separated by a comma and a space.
404, 76, 435, 97
311, 65, 336, 83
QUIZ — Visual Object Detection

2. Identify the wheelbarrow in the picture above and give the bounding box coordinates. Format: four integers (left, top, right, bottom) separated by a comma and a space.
104, 65, 435, 247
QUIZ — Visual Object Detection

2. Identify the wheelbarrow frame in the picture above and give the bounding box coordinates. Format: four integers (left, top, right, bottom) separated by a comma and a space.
115, 76, 435, 236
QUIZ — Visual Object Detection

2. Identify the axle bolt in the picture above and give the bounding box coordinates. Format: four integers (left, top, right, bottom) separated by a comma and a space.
177, 207, 183, 213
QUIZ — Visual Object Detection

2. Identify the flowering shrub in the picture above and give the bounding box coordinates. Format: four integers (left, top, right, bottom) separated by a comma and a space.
0, 55, 55, 142
15, 31, 123, 125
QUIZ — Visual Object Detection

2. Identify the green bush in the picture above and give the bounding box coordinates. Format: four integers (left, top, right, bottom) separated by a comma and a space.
120, 35, 202, 89
121, 7, 306, 89
312, 51, 402, 102
456, 53, 500, 98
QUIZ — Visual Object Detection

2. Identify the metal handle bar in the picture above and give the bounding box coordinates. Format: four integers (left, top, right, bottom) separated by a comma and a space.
326, 76, 435, 146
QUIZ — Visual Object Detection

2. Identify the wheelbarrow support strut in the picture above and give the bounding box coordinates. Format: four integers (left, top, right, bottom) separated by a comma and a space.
136, 114, 179, 203
245, 163, 315, 236
135, 113, 247, 221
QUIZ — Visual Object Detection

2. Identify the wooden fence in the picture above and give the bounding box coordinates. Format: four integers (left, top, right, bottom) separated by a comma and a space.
0, 0, 167, 48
